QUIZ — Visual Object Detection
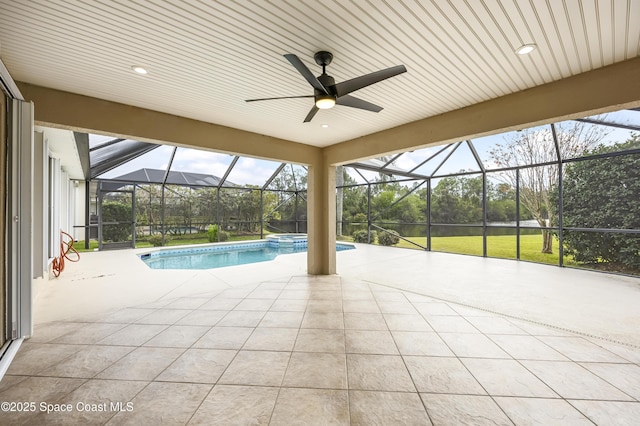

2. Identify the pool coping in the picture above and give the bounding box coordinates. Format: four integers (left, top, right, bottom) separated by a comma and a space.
136, 238, 356, 261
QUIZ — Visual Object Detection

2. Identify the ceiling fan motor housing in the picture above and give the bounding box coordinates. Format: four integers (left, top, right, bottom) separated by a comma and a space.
316, 73, 337, 106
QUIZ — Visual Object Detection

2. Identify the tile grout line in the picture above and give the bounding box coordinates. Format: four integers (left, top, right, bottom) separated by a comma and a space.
369, 282, 435, 425
407, 294, 520, 425
340, 276, 353, 425
265, 275, 303, 425
418, 296, 638, 418
360, 278, 640, 349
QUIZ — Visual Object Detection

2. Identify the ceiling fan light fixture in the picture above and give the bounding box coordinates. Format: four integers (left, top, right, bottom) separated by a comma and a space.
315, 95, 336, 109
515, 44, 536, 55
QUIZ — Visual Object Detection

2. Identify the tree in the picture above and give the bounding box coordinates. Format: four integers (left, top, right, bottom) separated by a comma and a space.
489, 122, 608, 253
268, 165, 307, 232
558, 135, 640, 269
486, 182, 517, 222
431, 175, 483, 224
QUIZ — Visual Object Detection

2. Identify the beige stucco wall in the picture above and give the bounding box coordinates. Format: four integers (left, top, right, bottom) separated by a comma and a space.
16, 56, 640, 275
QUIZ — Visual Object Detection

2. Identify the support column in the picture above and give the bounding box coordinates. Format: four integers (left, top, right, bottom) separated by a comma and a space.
307, 159, 336, 275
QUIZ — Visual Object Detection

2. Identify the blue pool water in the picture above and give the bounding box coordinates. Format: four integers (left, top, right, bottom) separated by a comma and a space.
141, 240, 354, 270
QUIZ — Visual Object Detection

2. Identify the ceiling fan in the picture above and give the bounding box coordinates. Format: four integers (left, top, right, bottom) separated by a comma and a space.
245, 51, 407, 122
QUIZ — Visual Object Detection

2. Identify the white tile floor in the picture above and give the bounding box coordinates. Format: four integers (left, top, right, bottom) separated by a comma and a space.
2, 245, 640, 424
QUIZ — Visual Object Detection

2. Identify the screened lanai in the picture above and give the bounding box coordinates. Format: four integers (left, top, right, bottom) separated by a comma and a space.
78, 107, 640, 275
83, 137, 308, 250
338, 108, 640, 276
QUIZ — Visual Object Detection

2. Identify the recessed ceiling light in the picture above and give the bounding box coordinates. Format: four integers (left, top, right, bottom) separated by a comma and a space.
131, 66, 148, 75
515, 44, 536, 55
321, 124, 329, 128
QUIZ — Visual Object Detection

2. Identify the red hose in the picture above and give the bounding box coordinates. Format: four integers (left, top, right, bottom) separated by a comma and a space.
52, 230, 80, 277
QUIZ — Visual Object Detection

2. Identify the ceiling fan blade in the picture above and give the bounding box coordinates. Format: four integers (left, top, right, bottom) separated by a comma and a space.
284, 54, 328, 94
303, 105, 319, 123
246, 95, 313, 102
334, 65, 407, 97
336, 95, 383, 112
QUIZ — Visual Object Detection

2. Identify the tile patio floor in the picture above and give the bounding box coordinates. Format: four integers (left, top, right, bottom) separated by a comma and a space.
2, 272, 640, 425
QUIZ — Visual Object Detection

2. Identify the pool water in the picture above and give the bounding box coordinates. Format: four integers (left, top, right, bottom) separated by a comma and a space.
141, 241, 354, 270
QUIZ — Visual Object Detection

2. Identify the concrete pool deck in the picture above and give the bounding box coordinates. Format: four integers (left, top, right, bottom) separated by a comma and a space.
1, 244, 638, 424
33, 243, 640, 347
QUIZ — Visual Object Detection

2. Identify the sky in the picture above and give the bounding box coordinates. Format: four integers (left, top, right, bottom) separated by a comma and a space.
92, 109, 639, 187
96, 143, 285, 186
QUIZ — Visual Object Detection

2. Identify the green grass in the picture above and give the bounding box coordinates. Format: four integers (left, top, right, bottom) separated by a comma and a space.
339, 233, 575, 267
73, 240, 99, 252
396, 234, 575, 266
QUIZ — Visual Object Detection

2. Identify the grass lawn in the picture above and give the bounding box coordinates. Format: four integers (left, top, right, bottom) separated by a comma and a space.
398, 234, 575, 266
338, 233, 575, 267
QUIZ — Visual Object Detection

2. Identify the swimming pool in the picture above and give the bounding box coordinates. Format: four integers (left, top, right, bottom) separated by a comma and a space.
140, 238, 355, 270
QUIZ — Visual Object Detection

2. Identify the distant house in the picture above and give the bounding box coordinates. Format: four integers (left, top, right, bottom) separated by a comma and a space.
99, 168, 237, 191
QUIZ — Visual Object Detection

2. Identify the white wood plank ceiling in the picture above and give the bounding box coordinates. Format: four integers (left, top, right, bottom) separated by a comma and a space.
1, 0, 639, 147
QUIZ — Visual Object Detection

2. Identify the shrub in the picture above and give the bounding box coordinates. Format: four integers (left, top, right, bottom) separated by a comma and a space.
557, 136, 640, 270
352, 230, 367, 243
207, 224, 230, 242
352, 213, 367, 223
207, 224, 218, 242
147, 233, 170, 247
352, 229, 377, 243
101, 201, 132, 242
378, 230, 400, 246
